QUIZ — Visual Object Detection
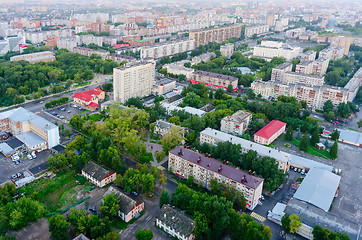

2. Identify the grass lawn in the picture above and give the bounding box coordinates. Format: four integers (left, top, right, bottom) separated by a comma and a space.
290, 138, 331, 159
21, 170, 88, 212
75, 81, 91, 87
111, 211, 145, 230
348, 128, 360, 132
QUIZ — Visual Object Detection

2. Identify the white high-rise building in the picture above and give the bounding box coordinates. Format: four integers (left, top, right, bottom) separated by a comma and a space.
113, 61, 156, 103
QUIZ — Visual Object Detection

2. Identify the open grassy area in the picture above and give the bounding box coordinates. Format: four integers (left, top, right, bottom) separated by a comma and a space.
21, 170, 90, 212
290, 138, 331, 159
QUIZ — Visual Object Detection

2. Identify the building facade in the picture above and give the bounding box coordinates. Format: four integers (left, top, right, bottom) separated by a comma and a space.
169, 146, 264, 210
10, 51, 55, 63
189, 24, 242, 47
191, 70, 238, 91
253, 41, 301, 60
113, 61, 156, 103
220, 43, 234, 58
140, 39, 195, 59
220, 110, 252, 136
254, 120, 286, 145
282, 72, 325, 86
164, 63, 195, 79
245, 24, 269, 38
73, 47, 110, 60
81, 161, 116, 188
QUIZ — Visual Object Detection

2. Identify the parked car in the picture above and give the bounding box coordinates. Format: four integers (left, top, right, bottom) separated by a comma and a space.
40, 101, 44, 103
301, 170, 305, 175
14, 161, 19, 165
16, 173, 21, 178
31, 152, 36, 158
67, 110, 71, 113
59, 116, 65, 119
50, 111, 55, 114
89, 208, 96, 212
11, 174, 17, 179
27, 154, 32, 160
131, 191, 138, 196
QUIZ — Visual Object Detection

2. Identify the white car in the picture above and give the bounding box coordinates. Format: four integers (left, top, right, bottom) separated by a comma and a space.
27, 154, 33, 160
12, 155, 20, 161
31, 152, 36, 158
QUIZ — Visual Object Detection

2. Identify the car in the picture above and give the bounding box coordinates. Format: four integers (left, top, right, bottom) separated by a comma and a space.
31, 152, 36, 158
27, 154, 32, 160
297, 168, 301, 173
301, 170, 305, 175
40, 100, 44, 103
59, 116, 65, 119
14, 161, 19, 165
89, 208, 96, 212
78, 107, 83, 111
131, 191, 138, 196
16, 173, 21, 178
294, 167, 297, 172
50, 111, 55, 114
11, 174, 17, 179
261, 195, 265, 200
67, 110, 71, 113
58, 107, 62, 110
61, 108, 66, 111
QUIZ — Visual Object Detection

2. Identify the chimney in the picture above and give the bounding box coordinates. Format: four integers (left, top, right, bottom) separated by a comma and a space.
207, 164, 211, 168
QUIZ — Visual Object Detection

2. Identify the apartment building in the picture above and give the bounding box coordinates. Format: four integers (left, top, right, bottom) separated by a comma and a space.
254, 120, 286, 145
140, 39, 195, 59
73, 46, 110, 60
80, 34, 103, 47
329, 36, 352, 55
107, 53, 137, 64
10, 51, 55, 63
285, 27, 306, 39
251, 80, 351, 109
319, 47, 344, 61
191, 52, 216, 65
189, 24, 242, 47
57, 36, 80, 52
245, 24, 269, 38
164, 63, 195, 79
295, 61, 314, 75
0, 107, 59, 150
154, 120, 184, 137
282, 72, 325, 86
81, 161, 116, 188
169, 146, 264, 210
253, 41, 301, 60
271, 62, 292, 82
199, 128, 290, 174
103, 186, 144, 223
344, 67, 362, 101
312, 58, 329, 75
113, 61, 156, 103
220, 43, 234, 58
220, 110, 252, 136
156, 204, 195, 240
191, 70, 238, 91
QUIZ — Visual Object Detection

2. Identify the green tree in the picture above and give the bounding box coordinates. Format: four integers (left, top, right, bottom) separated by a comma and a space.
214, 89, 224, 100
186, 175, 195, 186
96, 232, 120, 240
227, 84, 234, 93
330, 130, 340, 141
182, 92, 201, 108
136, 229, 153, 240
101, 193, 120, 219
358, 119, 362, 128
289, 214, 302, 234
49, 214, 69, 240
323, 100, 334, 112
330, 141, 338, 159
160, 126, 184, 153
246, 88, 256, 99
312, 225, 350, 240
125, 97, 143, 109
285, 125, 293, 141
323, 111, 335, 122
310, 128, 320, 146
281, 213, 291, 234
149, 123, 155, 136
299, 133, 309, 151
159, 190, 170, 208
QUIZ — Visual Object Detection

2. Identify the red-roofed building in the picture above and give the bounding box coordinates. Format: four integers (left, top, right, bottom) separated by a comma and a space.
73, 88, 105, 109
254, 120, 286, 145
112, 44, 130, 49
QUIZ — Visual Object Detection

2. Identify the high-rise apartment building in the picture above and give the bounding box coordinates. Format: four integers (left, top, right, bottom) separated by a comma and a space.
113, 61, 156, 103
220, 110, 252, 136
189, 24, 242, 47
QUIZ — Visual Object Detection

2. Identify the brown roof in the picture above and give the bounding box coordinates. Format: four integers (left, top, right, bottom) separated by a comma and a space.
193, 70, 238, 81
169, 146, 264, 189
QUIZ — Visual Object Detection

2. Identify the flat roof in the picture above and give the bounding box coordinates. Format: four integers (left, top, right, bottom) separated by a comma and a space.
201, 128, 291, 163
170, 146, 264, 189
194, 70, 238, 81
16, 131, 46, 148
337, 128, 362, 145
293, 168, 341, 212
0, 142, 14, 156
6, 138, 24, 149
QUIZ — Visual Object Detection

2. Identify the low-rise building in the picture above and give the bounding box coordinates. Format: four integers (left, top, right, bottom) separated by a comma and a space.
191, 70, 238, 91
73, 88, 105, 109
220, 43, 234, 58
169, 146, 264, 210
81, 161, 116, 188
73, 47, 109, 60
200, 128, 290, 173
220, 110, 252, 136
10, 51, 55, 63
254, 120, 286, 145
253, 41, 301, 61
156, 204, 195, 240
152, 78, 176, 96
103, 186, 144, 222
154, 120, 184, 137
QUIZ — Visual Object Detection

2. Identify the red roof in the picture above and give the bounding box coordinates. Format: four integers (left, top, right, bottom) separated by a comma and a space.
89, 102, 99, 107
112, 43, 130, 49
73, 92, 93, 102
84, 88, 103, 96
254, 120, 286, 139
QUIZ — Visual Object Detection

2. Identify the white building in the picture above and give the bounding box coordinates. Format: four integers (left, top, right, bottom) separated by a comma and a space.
57, 36, 80, 52
220, 110, 252, 136
152, 78, 176, 96
253, 41, 301, 60
113, 61, 156, 103
164, 63, 195, 79
220, 43, 234, 58
245, 25, 269, 38
140, 39, 195, 59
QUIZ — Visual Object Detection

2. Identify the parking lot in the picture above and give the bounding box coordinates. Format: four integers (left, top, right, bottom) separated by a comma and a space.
0, 150, 52, 184
46, 103, 88, 122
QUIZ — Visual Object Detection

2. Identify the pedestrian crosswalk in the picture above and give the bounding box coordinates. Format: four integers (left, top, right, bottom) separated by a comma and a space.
250, 212, 266, 222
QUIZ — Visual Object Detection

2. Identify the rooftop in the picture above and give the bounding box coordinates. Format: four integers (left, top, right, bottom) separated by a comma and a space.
221, 110, 252, 124
6, 138, 24, 149
194, 70, 238, 81
16, 131, 46, 148
170, 146, 264, 189
254, 120, 286, 139
103, 186, 141, 214
0, 142, 14, 156
337, 128, 362, 145
10, 51, 53, 60
274, 62, 292, 70
293, 168, 341, 212
201, 128, 291, 163
82, 161, 114, 182
156, 205, 195, 238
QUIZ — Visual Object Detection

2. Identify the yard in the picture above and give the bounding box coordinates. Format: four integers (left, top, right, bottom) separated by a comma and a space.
20, 170, 93, 212
290, 138, 332, 159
